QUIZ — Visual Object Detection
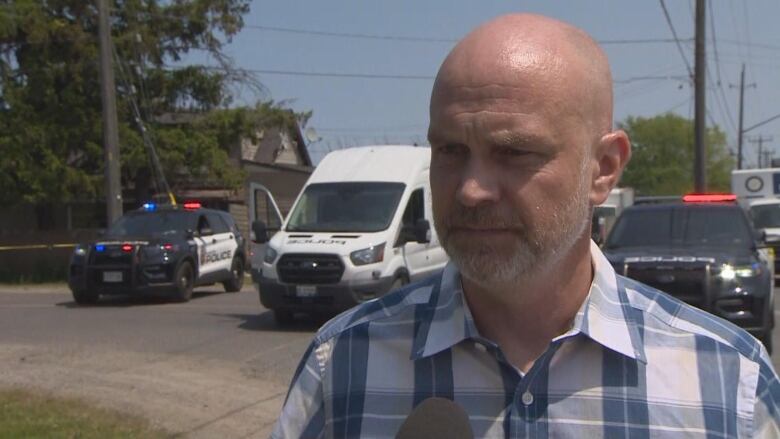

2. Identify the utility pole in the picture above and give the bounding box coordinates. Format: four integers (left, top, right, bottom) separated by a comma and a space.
98, 0, 123, 224
730, 64, 756, 170
693, 0, 706, 192
748, 135, 773, 168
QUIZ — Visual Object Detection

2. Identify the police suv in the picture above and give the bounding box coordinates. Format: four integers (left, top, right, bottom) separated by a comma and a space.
68, 202, 246, 304
602, 194, 775, 352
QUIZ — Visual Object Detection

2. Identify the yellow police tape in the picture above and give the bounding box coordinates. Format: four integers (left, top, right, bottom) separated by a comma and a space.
0, 243, 76, 251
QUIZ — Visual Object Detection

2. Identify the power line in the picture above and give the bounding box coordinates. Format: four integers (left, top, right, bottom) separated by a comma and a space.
706, 0, 736, 132
182, 65, 692, 84
659, 0, 694, 78
708, 0, 722, 85
212, 67, 436, 80
245, 24, 686, 46
661, 96, 694, 114
243, 24, 457, 43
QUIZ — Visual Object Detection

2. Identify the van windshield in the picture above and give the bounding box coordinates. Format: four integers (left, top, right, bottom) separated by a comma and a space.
286, 182, 406, 233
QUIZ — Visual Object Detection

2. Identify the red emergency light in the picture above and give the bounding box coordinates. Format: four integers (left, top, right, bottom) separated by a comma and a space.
121, 244, 134, 252
682, 193, 737, 203
183, 202, 202, 210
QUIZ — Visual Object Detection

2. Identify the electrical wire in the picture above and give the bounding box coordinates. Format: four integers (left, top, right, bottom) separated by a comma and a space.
659, 0, 694, 78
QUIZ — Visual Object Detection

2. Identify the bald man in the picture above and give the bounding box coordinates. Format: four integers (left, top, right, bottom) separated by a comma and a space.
272, 14, 780, 438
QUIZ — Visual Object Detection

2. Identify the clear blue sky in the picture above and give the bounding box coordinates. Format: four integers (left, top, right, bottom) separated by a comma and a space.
199, 0, 780, 165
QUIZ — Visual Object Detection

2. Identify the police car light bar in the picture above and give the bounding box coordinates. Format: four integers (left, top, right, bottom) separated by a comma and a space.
142, 202, 157, 211
683, 193, 737, 203
183, 202, 201, 210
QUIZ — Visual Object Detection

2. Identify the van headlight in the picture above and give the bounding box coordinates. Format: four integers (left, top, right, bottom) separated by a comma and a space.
350, 243, 385, 266
719, 263, 762, 280
264, 246, 278, 264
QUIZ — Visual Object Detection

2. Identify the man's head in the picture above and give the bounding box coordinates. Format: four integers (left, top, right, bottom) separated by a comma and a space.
428, 14, 631, 288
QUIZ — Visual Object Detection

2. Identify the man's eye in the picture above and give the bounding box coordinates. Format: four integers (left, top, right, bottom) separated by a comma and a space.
500, 147, 529, 157
437, 144, 467, 155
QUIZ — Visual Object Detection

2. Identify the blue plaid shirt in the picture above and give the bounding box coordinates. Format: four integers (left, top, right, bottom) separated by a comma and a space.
272, 242, 780, 438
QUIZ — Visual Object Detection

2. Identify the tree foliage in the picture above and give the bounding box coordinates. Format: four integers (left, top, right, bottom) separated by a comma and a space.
619, 114, 735, 196
0, 0, 307, 205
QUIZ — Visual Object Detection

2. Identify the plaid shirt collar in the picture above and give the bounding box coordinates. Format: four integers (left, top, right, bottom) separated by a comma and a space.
411, 241, 647, 364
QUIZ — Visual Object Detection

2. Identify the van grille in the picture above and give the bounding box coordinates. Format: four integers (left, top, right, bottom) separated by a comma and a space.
277, 253, 344, 284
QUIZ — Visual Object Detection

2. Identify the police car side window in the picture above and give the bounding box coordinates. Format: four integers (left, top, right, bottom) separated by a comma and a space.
206, 213, 230, 234
197, 216, 213, 236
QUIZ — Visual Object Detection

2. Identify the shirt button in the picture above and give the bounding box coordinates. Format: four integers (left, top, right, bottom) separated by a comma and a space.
521, 391, 534, 406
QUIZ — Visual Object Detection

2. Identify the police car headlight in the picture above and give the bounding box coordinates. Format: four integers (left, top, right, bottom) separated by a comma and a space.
264, 246, 278, 264
73, 245, 87, 257
719, 263, 762, 280
350, 243, 385, 266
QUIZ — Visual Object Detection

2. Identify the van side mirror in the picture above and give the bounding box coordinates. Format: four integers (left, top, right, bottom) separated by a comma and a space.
413, 219, 431, 244
185, 229, 195, 240
252, 220, 269, 244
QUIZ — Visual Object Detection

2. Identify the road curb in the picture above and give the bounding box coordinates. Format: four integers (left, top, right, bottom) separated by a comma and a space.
0, 283, 68, 294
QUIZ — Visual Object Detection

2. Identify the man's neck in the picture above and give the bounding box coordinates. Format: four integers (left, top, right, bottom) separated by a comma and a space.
461, 238, 594, 373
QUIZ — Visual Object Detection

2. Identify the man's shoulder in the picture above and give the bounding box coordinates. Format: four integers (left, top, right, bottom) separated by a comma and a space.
618, 275, 767, 362
313, 274, 441, 345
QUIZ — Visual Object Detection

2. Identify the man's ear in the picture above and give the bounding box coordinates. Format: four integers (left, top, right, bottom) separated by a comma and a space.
590, 130, 631, 205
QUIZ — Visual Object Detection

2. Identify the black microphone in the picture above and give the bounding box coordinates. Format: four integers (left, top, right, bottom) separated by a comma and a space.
395, 397, 474, 439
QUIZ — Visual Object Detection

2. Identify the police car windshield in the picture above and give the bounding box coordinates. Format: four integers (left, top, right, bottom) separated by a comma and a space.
605, 206, 753, 249
750, 204, 780, 229
286, 182, 405, 233
107, 211, 195, 237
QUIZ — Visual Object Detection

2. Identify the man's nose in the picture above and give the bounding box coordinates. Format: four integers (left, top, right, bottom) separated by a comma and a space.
456, 159, 500, 207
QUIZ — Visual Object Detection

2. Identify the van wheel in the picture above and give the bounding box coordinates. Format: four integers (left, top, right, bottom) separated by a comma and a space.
223, 257, 244, 293
173, 262, 195, 302
72, 289, 99, 305
390, 276, 409, 292
274, 309, 294, 326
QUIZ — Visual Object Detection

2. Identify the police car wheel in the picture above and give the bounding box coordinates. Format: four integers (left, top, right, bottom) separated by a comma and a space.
173, 262, 195, 302
223, 257, 244, 293
72, 289, 99, 305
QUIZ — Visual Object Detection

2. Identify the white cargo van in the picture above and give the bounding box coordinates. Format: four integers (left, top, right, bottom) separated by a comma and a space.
251, 145, 448, 324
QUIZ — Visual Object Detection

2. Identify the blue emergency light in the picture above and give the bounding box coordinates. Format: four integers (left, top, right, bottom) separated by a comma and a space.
95, 244, 105, 252
143, 202, 157, 211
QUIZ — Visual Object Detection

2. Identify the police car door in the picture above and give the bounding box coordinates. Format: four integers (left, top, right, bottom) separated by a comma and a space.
194, 214, 220, 277
205, 212, 236, 274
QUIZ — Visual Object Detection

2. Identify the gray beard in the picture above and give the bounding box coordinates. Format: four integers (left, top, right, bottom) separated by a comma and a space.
435, 168, 592, 289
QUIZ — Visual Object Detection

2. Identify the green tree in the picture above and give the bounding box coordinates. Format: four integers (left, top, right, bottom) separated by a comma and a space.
619, 113, 735, 196
0, 0, 306, 206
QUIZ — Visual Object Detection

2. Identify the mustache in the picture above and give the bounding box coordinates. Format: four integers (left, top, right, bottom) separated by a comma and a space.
441, 205, 524, 230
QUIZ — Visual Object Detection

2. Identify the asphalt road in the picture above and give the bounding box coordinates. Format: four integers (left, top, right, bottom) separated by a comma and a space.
0, 283, 778, 437
0, 284, 319, 438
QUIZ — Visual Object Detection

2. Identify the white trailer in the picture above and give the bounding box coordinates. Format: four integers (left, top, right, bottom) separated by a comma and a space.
731, 168, 780, 208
